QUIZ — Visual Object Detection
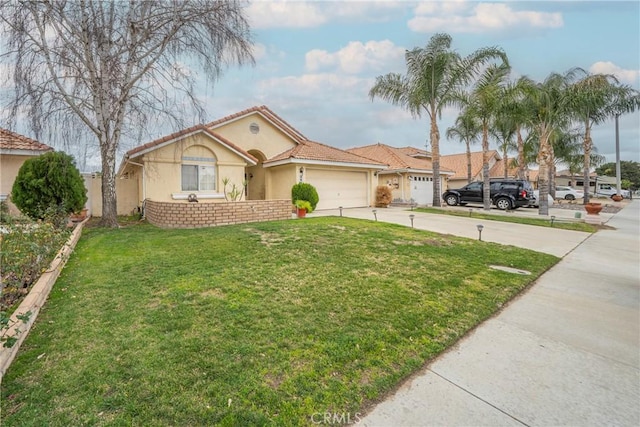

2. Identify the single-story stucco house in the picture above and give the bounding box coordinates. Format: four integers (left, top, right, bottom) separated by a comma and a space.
346, 143, 454, 205
0, 128, 54, 215
115, 105, 386, 216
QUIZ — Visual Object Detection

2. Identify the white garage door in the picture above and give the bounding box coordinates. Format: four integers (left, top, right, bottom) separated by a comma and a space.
306, 169, 369, 210
410, 175, 433, 205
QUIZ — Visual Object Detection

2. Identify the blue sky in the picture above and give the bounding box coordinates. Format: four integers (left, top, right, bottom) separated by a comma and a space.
196, 0, 640, 167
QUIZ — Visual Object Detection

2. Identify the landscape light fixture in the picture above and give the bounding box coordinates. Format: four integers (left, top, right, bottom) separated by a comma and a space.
409, 214, 415, 228
339, 206, 343, 217
550, 215, 556, 227
476, 224, 484, 241
411, 202, 417, 211
469, 208, 473, 217
372, 209, 377, 221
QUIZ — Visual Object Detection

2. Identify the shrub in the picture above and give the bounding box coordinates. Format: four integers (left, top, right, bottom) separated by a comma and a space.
376, 185, 392, 207
11, 151, 87, 222
291, 183, 319, 212
0, 221, 70, 312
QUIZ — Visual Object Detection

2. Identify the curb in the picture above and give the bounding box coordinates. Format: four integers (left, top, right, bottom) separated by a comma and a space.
0, 218, 88, 383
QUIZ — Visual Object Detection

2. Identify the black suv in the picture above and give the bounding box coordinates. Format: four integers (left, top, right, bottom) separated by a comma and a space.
442, 179, 534, 210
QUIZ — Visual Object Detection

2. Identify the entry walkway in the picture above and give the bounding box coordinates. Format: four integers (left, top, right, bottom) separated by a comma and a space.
317, 202, 639, 426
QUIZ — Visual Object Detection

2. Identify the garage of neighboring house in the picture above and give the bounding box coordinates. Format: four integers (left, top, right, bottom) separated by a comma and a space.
409, 175, 433, 205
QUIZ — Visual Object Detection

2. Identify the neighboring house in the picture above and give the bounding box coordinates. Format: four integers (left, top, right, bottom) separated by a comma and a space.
440, 150, 538, 189
346, 143, 454, 205
0, 128, 54, 215
117, 105, 386, 212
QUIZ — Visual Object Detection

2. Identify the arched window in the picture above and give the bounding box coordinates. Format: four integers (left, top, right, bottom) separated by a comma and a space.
181, 147, 217, 192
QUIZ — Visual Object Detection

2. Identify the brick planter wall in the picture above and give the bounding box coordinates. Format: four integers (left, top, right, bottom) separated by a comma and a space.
144, 199, 292, 228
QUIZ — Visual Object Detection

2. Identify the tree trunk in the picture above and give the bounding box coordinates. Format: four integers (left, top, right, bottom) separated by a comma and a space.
549, 143, 556, 200
503, 147, 508, 178
516, 125, 525, 180
465, 140, 472, 183
582, 122, 592, 204
537, 132, 553, 216
431, 114, 441, 207
482, 124, 491, 210
99, 138, 119, 227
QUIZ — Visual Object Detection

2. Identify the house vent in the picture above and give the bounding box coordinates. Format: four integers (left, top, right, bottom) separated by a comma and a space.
249, 122, 260, 134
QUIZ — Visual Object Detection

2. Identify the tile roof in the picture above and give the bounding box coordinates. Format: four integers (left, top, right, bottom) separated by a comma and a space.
396, 146, 432, 158
440, 150, 501, 180
347, 143, 453, 173
206, 105, 307, 143
125, 124, 257, 163
266, 140, 386, 166
0, 128, 53, 153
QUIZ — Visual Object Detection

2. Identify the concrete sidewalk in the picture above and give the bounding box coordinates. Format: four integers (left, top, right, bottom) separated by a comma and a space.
319, 202, 639, 426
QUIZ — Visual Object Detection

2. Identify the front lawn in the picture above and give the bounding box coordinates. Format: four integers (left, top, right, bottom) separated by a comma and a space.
1, 218, 558, 425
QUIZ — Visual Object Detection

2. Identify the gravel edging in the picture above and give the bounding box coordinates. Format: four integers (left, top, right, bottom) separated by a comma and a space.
0, 218, 88, 383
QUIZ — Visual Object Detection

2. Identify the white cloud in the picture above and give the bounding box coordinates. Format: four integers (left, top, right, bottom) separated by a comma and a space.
305, 40, 405, 74
589, 61, 640, 86
247, 0, 404, 29
408, 2, 563, 33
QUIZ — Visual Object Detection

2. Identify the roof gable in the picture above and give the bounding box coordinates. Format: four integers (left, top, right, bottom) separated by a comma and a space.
124, 124, 257, 164
0, 128, 53, 153
206, 105, 307, 143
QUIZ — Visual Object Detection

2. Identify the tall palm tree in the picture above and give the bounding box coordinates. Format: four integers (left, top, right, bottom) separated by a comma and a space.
522, 69, 578, 215
446, 110, 481, 184
463, 63, 511, 210
502, 76, 535, 180
568, 71, 628, 203
369, 33, 508, 206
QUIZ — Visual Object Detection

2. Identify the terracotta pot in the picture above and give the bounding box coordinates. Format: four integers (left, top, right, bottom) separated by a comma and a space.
584, 203, 602, 215
611, 194, 623, 202
296, 208, 306, 218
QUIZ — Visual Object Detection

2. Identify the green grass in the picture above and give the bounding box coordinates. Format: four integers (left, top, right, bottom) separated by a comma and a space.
1, 218, 558, 426
414, 207, 597, 232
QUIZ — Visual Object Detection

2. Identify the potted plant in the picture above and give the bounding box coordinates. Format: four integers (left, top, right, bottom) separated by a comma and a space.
294, 200, 312, 218
584, 202, 603, 215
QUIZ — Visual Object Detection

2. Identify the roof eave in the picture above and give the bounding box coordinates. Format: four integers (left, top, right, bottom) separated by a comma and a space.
263, 158, 386, 169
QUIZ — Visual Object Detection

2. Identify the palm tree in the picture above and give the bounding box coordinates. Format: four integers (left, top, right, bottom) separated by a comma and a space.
369, 33, 508, 206
491, 114, 518, 179
568, 71, 630, 203
522, 69, 578, 215
502, 77, 535, 180
446, 110, 481, 184
463, 63, 511, 210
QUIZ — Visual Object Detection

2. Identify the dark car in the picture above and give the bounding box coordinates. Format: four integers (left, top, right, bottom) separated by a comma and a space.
442, 179, 534, 210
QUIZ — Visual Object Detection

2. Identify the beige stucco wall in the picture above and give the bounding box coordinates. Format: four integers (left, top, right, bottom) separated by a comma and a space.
0, 153, 45, 215
267, 165, 297, 201
134, 133, 250, 203
213, 114, 298, 159
89, 175, 139, 217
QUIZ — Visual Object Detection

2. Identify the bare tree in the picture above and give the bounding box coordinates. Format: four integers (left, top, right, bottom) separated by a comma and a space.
0, 0, 254, 226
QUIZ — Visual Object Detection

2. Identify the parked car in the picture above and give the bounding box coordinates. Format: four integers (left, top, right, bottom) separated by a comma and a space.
555, 186, 583, 200
593, 183, 630, 198
442, 179, 534, 210
530, 190, 555, 208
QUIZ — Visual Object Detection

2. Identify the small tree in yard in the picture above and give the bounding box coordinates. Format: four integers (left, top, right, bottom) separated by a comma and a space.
12, 151, 87, 222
